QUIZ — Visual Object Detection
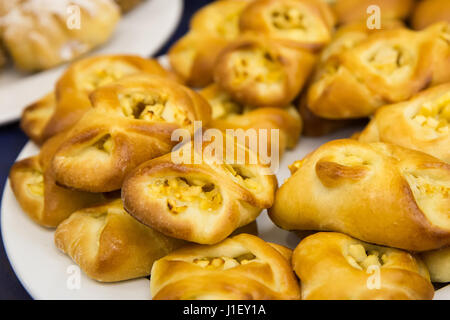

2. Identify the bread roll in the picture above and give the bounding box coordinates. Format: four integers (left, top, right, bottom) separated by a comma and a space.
55, 199, 186, 282
411, 0, 450, 30
293, 232, 434, 300
21, 55, 177, 145
359, 83, 450, 162
51, 74, 211, 193
122, 136, 277, 244
269, 139, 450, 251
150, 233, 301, 300
421, 247, 450, 283
9, 133, 104, 227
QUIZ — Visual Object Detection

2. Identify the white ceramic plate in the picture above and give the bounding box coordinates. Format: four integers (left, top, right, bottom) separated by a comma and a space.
2, 126, 450, 299
0, 0, 183, 125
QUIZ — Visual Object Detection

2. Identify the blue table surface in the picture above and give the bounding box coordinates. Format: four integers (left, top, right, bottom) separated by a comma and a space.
0, 0, 213, 300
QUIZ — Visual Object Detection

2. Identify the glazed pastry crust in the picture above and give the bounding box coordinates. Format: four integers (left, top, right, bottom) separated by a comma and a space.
411, 0, 450, 30
214, 35, 316, 108
307, 22, 450, 119
269, 139, 450, 251
0, 0, 120, 71
293, 232, 434, 300
54, 199, 185, 282
21, 55, 177, 145
150, 233, 301, 300
9, 133, 103, 227
122, 138, 277, 244
239, 0, 335, 51
359, 83, 450, 163
51, 74, 211, 193
420, 247, 450, 283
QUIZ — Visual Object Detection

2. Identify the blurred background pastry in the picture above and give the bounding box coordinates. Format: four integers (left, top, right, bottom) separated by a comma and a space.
411, 0, 450, 30
114, 0, 144, 13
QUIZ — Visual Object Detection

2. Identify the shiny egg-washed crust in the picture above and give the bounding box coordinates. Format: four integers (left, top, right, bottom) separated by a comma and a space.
51, 74, 211, 193
359, 83, 450, 163
330, 0, 414, 25
307, 22, 450, 119
239, 0, 335, 51
269, 139, 450, 251
200, 84, 302, 154
214, 35, 316, 108
168, 0, 251, 87
420, 246, 450, 283
122, 137, 277, 244
293, 232, 434, 300
411, 0, 450, 30
0, 0, 120, 72
150, 233, 301, 300
54, 199, 186, 282
9, 133, 104, 227
20, 55, 178, 145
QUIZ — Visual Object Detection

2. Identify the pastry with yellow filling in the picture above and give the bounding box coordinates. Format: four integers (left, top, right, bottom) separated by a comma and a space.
420, 247, 450, 283
0, 0, 120, 71
269, 139, 450, 251
20, 55, 178, 145
201, 83, 302, 155
411, 0, 450, 30
169, 0, 250, 87
122, 136, 277, 244
293, 232, 434, 300
150, 233, 301, 300
306, 22, 450, 119
214, 35, 316, 108
240, 0, 335, 51
51, 74, 211, 193
54, 199, 186, 282
9, 133, 104, 227
359, 83, 450, 162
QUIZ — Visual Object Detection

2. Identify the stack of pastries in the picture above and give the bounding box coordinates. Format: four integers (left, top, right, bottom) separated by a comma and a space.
9, 0, 450, 300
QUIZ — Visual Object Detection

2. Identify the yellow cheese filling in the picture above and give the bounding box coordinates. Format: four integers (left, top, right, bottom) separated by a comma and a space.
270, 5, 306, 30
412, 92, 450, 134
193, 253, 257, 270
26, 170, 44, 197
345, 244, 387, 271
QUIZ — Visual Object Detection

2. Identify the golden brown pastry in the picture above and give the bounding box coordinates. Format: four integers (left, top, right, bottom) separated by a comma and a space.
9, 133, 104, 227
0, 0, 120, 71
359, 83, 450, 162
150, 233, 301, 300
293, 232, 434, 300
306, 22, 450, 119
329, 0, 414, 25
51, 74, 211, 193
21, 55, 177, 145
201, 84, 302, 154
214, 35, 316, 108
122, 136, 277, 244
169, 0, 250, 87
54, 199, 186, 282
411, 0, 450, 30
421, 247, 450, 283
240, 0, 335, 51
269, 139, 450, 251
0, 44, 5, 69
114, 0, 143, 13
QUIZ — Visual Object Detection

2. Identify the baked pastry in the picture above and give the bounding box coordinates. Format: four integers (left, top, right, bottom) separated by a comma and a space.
21, 55, 177, 145
293, 232, 434, 300
421, 247, 450, 283
150, 233, 301, 300
329, 0, 414, 25
411, 0, 450, 30
214, 35, 316, 108
240, 0, 335, 51
0, 0, 120, 71
201, 84, 302, 154
114, 0, 143, 13
51, 74, 211, 193
54, 199, 186, 282
169, 0, 250, 87
122, 136, 277, 244
306, 22, 450, 119
359, 83, 450, 162
269, 139, 450, 251
0, 44, 5, 69
9, 132, 104, 227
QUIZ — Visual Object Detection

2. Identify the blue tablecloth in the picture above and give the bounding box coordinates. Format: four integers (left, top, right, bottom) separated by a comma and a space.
0, 0, 213, 300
